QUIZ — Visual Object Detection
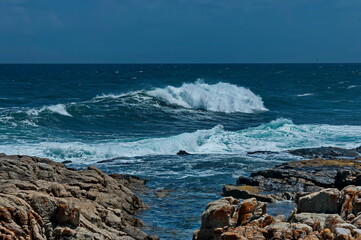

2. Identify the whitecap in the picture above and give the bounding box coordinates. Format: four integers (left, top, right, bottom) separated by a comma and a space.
26, 104, 72, 117
297, 93, 314, 97
347, 85, 360, 89
146, 80, 268, 113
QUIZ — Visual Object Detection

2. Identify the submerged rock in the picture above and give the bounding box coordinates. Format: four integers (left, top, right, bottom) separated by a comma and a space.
0, 154, 158, 240
155, 189, 171, 198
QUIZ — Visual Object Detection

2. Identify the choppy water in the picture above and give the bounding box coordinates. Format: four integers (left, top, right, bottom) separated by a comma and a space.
1, 64, 361, 239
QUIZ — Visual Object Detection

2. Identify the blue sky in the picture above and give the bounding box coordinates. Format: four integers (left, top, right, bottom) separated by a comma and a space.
0, 0, 361, 63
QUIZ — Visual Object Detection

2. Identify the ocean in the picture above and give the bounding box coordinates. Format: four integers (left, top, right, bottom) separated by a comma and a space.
1, 64, 361, 239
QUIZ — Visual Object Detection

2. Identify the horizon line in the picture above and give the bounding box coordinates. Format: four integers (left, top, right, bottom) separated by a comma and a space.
0, 62, 360, 65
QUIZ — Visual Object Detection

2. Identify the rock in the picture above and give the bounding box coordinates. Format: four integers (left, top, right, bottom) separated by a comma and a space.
196, 197, 238, 240
288, 146, 360, 159
335, 170, 361, 189
240, 157, 361, 197
351, 214, 361, 228
321, 229, 334, 240
264, 222, 293, 239
340, 185, 361, 218
222, 185, 276, 202
155, 189, 171, 198
246, 151, 279, 155
61, 160, 72, 164
297, 188, 341, 213
109, 174, 149, 192
55, 203, 80, 226
352, 229, 361, 239
0, 153, 158, 240
290, 212, 340, 229
236, 176, 260, 186
194, 197, 268, 240
334, 227, 352, 240
237, 198, 266, 225
49, 183, 69, 197
177, 150, 190, 155
195, 185, 361, 240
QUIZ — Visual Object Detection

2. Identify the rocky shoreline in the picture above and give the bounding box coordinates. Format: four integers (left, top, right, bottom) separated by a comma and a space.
0, 153, 158, 240
194, 146, 361, 240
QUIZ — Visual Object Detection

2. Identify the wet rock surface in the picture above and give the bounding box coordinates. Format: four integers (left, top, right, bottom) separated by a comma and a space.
227, 158, 361, 201
0, 154, 158, 240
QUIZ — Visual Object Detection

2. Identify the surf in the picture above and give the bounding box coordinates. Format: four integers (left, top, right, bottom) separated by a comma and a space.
1, 118, 361, 163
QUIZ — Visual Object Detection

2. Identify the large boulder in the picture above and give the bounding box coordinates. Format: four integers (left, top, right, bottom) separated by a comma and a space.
194, 198, 266, 240
297, 188, 341, 214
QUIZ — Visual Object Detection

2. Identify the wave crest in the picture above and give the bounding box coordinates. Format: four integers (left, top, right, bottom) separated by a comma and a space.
146, 81, 267, 113
27, 104, 72, 117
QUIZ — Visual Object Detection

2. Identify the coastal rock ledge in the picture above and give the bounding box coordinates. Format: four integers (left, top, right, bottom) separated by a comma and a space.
0, 153, 158, 240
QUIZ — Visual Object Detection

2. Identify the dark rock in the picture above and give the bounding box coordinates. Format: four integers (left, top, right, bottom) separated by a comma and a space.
249, 158, 361, 194
222, 185, 275, 202
355, 146, 361, 153
236, 176, 260, 186
247, 151, 279, 155
61, 160, 72, 164
288, 146, 359, 159
177, 150, 190, 155
335, 169, 361, 189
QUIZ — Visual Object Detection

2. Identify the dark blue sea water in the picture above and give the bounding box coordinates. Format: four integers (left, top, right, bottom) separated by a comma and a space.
1, 64, 361, 239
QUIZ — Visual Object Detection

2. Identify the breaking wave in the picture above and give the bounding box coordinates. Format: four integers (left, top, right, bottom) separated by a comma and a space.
145, 81, 267, 113
1, 118, 361, 163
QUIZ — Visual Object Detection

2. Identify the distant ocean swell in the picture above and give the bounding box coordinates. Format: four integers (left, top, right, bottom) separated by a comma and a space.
1, 118, 361, 163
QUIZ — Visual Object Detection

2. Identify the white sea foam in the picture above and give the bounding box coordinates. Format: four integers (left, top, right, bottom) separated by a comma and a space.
146, 81, 268, 113
347, 85, 360, 89
94, 91, 142, 100
2, 118, 361, 163
297, 93, 314, 97
26, 104, 72, 117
